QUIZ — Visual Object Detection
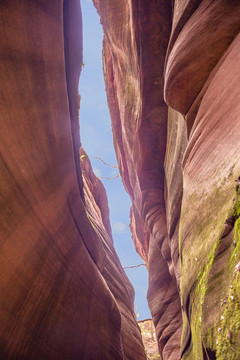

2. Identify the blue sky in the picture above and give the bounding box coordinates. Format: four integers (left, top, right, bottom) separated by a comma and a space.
78, 0, 151, 320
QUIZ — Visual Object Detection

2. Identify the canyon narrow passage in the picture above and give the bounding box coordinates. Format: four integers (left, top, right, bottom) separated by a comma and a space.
79, 0, 151, 322
0, 1, 240, 360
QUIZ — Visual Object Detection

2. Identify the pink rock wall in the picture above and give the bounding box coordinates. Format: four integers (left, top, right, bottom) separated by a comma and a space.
0, 1, 146, 359
95, 0, 240, 359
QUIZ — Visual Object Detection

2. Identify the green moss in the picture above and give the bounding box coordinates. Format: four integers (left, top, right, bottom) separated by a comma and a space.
228, 220, 240, 270
180, 184, 227, 358
180, 174, 240, 359
233, 193, 240, 217
180, 182, 231, 288
185, 242, 218, 359
215, 218, 240, 359
204, 326, 216, 351
216, 278, 240, 359
201, 209, 240, 359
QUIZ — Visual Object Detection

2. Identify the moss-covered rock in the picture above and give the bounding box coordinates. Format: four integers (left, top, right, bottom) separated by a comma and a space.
181, 181, 240, 359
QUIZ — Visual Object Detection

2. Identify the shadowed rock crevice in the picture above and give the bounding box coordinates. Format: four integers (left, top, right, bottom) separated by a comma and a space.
63, 0, 84, 200
203, 347, 216, 360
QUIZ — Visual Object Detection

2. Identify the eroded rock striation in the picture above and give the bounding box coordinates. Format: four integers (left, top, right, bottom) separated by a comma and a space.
1, 1, 240, 359
0, 1, 145, 359
94, 0, 240, 359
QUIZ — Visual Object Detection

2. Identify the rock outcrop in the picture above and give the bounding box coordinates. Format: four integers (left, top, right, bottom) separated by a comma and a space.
138, 319, 160, 360
0, 1, 145, 359
94, 0, 240, 359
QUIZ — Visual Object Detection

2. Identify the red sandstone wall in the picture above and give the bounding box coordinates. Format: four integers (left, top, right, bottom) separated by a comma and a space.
95, 0, 240, 359
0, 1, 146, 359
95, 1, 182, 358
1, 1, 240, 359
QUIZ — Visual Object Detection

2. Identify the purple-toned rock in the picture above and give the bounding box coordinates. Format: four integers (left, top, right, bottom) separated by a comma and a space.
0, 1, 146, 359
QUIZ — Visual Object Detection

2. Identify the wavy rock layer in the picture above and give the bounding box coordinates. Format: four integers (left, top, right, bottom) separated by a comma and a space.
95, 0, 183, 359
0, 1, 146, 359
170, 3, 240, 359
95, 0, 240, 359
2, 1, 240, 359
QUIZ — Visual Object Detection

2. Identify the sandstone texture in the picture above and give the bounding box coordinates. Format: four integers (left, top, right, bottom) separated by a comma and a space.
138, 319, 160, 360
0, 1, 146, 359
1, 1, 240, 359
94, 0, 240, 359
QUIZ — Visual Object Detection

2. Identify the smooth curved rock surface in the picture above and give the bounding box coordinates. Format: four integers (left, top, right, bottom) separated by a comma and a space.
80, 147, 146, 360
2, 1, 240, 359
0, 1, 146, 359
95, 0, 240, 359
165, 0, 240, 134
164, 2, 240, 359
95, 0, 183, 359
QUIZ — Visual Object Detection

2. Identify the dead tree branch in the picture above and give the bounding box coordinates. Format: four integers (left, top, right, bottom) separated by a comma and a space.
124, 264, 146, 269
98, 174, 120, 180
94, 157, 119, 169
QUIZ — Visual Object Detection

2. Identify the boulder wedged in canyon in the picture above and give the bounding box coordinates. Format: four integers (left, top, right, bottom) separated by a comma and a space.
94, 0, 240, 359
0, 1, 146, 359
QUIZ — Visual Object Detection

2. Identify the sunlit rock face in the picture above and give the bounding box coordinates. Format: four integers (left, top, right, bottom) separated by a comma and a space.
0, 1, 146, 359
167, 2, 240, 360
80, 148, 146, 360
95, 0, 240, 359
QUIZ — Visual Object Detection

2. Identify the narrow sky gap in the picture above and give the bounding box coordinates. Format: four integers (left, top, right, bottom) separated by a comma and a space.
78, 0, 151, 320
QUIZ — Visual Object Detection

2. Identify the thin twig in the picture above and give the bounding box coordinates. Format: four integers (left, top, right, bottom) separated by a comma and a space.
94, 157, 118, 169
124, 264, 146, 269
98, 175, 120, 180
202, 343, 210, 360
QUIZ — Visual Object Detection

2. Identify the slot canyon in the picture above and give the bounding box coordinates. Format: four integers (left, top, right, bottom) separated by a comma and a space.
0, 1, 240, 359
